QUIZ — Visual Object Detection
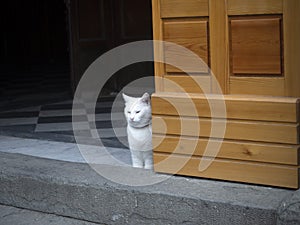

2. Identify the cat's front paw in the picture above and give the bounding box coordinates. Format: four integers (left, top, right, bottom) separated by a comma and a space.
132, 161, 143, 168
144, 164, 153, 170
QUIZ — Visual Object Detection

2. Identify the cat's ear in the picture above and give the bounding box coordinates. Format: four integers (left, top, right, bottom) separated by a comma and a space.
122, 93, 131, 103
141, 92, 150, 105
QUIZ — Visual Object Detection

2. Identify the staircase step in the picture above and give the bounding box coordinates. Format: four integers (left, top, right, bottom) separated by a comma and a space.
0, 151, 299, 225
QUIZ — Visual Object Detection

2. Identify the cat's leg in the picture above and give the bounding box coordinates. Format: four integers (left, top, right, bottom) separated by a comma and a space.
131, 150, 144, 168
143, 150, 153, 170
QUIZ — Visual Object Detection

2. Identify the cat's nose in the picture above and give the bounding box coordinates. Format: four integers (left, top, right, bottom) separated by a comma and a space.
130, 117, 134, 121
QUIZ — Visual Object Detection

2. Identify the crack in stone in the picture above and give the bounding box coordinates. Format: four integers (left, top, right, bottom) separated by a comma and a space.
128, 212, 172, 224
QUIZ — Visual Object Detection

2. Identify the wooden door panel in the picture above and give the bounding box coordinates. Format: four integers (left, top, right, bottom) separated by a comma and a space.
230, 17, 282, 75
160, 0, 208, 18
229, 77, 285, 96
115, 0, 152, 44
153, 135, 299, 165
283, 0, 300, 97
163, 20, 209, 73
226, 0, 300, 97
152, 115, 299, 144
163, 75, 211, 93
77, 0, 106, 40
227, 0, 283, 15
152, 0, 209, 92
69, 0, 153, 92
69, 0, 112, 90
154, 153, 299, 189
75, 0, 110, 80
109, 0, 154, 91
226, 0, 293, 96
151, 93, 300, 123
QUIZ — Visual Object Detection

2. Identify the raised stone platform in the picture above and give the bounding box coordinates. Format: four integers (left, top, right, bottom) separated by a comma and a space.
0, 151, 299, 225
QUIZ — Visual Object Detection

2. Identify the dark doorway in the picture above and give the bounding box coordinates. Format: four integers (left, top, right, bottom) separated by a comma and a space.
0, 0, 154, 105
68, 0, 154, 95
0, 0, 71, 101
0, 0, 154, 150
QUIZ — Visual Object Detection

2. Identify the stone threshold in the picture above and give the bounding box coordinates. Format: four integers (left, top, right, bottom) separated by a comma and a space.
0, 151, 299, 225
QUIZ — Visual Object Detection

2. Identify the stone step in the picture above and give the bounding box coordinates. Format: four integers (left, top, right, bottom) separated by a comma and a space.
0, 151, 299, 225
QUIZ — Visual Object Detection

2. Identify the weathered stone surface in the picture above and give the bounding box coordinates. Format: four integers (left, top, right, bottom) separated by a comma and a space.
0, 204, 102, 225
0, 152, 297, 225
277, 189, 300, 225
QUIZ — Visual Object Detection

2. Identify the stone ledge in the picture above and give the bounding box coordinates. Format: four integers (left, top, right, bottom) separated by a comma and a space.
0, 152, 299, 225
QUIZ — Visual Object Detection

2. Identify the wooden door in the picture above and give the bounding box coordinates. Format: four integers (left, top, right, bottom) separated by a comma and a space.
67, 0, 113, 92
152, 0, 212, 94
212, 0, 300, 97
110, 0, 154, 91
67, 0, 153, 93
152, 0, 300, 97
151, 0, 300, 188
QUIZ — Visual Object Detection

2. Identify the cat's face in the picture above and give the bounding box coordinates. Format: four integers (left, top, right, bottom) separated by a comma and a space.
122, 93, 152, 128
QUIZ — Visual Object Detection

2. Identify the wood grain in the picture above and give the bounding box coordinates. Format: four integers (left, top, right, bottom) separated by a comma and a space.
229, 77, 285, 96
151, 0, 300, 189
152, 0, 164, 92
154, 153, 299, 188
153, 134, 300, 165
230, 17, 282, 75
283, 0, 300, 97
163, 20, 209, 73
163, 75, 211, 94
151, 93, 300, 123
160, 0, 208, 18
152, 115, 299, 144
209, 0, 229, 94
227, 0, 283, 15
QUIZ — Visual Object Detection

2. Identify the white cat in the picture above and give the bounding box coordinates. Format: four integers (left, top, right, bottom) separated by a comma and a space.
122, 93, 153, 169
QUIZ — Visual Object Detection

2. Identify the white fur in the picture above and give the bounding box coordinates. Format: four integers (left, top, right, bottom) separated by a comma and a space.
122, 93, 153, 169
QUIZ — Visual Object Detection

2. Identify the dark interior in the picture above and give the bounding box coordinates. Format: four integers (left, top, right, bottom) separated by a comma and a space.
0, 0, 153, 101
0, 0, 70, 98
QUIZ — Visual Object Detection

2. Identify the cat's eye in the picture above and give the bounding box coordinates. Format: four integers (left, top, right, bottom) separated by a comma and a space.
136, 110, 140, 113
127, 111, 131, 114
